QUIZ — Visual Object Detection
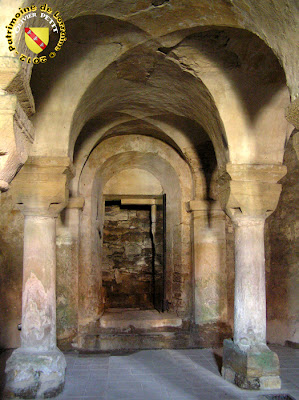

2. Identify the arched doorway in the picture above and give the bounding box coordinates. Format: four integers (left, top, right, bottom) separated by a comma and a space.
76, 135, 194, 349
102, 168, 166, 312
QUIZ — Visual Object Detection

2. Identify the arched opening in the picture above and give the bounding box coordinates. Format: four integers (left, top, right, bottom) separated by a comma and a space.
102, 169, 165, 311
76, 135, 196, 349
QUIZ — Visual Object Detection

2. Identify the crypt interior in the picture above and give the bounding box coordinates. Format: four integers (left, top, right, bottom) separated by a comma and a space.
0, 0, 298, 398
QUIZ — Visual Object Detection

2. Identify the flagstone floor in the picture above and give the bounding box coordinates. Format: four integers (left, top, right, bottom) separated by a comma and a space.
0, 345, 298, 400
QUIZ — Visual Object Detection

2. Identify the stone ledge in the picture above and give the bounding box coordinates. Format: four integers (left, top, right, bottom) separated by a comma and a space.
67, 196, 85, 209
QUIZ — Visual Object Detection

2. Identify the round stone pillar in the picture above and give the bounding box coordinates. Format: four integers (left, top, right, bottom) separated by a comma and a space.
233, 216, 266, 347
4, 156, 73, 399
219, 163, 287, 390
21, 215, 58, 350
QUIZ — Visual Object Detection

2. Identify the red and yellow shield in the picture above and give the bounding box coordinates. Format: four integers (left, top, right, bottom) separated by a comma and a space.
24, 27, 49, 54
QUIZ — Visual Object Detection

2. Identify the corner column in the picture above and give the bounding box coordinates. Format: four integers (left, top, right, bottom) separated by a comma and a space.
5, 156, 73, 399
219, 163, 287, 390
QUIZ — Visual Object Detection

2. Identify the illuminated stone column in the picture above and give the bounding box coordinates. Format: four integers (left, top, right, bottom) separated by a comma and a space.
5, 157, 73, 399
219, 163, 287, 390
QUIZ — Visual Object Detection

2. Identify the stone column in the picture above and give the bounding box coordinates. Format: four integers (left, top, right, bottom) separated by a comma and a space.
5, 156, 73, 399
187, 200, 227, 332
219, 163, 287, 390
56, 197, 84, 348
233, 216, 267, 346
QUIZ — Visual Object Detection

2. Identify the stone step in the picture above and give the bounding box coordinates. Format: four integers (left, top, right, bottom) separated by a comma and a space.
74, 308, 190, 351
77, 330, 191, 351
99, 308, 183, 330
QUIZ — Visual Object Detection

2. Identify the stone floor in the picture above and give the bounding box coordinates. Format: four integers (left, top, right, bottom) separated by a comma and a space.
0, 345, 298, 400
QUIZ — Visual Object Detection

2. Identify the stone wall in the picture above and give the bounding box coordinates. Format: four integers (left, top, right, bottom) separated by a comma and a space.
102, 203, 156, 309
265, 135, 299, 345
0, 192, 80, 350
222, 136, 299, 346
0, 134, 297, 349
0, 192, 23, 349
225, 215, 235, 328
56, 208, 80, 348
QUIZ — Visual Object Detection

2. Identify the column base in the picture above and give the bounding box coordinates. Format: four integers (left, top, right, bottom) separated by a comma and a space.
222, 339, 281, 390
4, 348, 66, 399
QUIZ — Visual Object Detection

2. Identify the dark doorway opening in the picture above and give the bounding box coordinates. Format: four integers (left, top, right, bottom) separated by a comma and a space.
102, 196, 166, 311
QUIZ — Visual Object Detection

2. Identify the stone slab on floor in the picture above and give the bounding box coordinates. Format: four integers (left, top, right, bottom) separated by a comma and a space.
0, 345, 298, 400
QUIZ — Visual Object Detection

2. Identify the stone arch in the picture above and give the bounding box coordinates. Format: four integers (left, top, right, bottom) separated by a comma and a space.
71, 115, 207, 200
77, 135, 194, 343
16, 0, 297, 100
27, 21, 290, 171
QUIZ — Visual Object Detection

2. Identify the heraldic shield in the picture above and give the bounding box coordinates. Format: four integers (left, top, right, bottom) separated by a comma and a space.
25, 27, 49, 54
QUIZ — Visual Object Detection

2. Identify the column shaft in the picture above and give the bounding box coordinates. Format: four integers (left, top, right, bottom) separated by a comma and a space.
218, 163, 287, 390
21, 215, 57, 350
234, 218, 266, 347
4, 157, 72, 398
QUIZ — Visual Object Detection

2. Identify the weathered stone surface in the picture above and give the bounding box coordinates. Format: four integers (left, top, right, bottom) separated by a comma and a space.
222, 339, 281, 390
265, 135, 299, 345
2, 160, 71, 397
102, 203, 159, 309
100, 309, 182, 329
0, 2, 298, 394
286, 98, 299, 130
187, 200, 228, 325
192, 322, 232, 348
56, 224, 79, 349
5, 348, 66, 399
0, 191, 23, 349
0, 94, 34, 192
219, 164, 287, 389
77, 134, 193, 339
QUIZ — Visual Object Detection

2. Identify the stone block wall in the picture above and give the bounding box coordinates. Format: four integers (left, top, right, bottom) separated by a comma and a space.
0, 192, 23, 349
102, 203, 156, 309
0, 139, 298, 348
265, 135, 299, 345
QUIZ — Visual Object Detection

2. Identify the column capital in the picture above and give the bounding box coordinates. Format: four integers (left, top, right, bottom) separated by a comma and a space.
11, 156, 74, 217
0, 94, 34, 192
218, 163, 287, 221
